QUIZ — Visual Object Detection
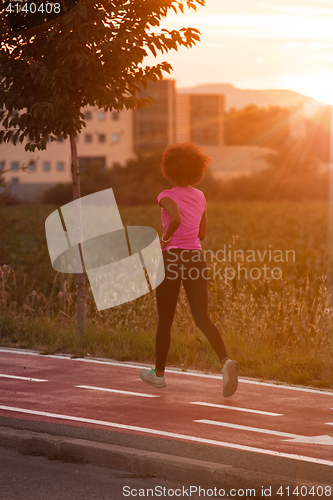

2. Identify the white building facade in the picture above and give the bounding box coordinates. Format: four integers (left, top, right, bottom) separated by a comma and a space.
0, 81, 279, 202
0, 106, 134, 201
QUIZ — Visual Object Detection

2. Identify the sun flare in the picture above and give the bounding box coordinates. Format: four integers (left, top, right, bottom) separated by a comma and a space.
302, 89, 333, 106
283, 74, 333, 106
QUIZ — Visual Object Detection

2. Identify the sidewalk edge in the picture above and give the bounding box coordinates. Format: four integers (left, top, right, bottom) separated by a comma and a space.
1, 427, 332, 491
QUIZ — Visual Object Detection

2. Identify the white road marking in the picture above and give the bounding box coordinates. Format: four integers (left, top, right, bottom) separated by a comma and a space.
1, 347, 332, 396
194, 420, 333, 446
0, 374, 47, 382
76, 385, 159, 398
0, 405, 333, 467
285, 435, 333, 445
190, 401, 283, 416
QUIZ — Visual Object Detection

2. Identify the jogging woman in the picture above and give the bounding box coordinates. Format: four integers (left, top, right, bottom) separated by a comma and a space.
140, 143, 239, 397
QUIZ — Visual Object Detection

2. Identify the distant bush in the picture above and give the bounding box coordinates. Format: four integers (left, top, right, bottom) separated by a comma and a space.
108, 153, 169, 205
41, 138, 329, 205
208, 138, 329, 202
224, 103, 331, 162
41, 152, 215, 205
209, 169, 328, 202
42, 182, 73, 205
41, 154, 167, 205
41, 159, 115, 205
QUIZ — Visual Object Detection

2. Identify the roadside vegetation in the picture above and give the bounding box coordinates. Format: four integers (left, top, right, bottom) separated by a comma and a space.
1, 202, 333, 388
40, 129, 330, 207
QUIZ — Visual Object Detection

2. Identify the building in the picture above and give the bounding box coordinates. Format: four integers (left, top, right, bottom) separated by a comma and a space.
1, 79, 276, 201
176, 93, 225, 146
133, 82, 225, 152
176, 93, 276, 180
0, 106, 134, 202
133, 79, 176, 154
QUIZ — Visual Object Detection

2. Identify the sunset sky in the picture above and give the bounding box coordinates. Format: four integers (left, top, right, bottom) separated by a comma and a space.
144, 0, 333, 104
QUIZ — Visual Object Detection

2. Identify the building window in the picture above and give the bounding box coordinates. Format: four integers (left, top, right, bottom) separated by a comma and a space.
42, 161, 51, 171
29, 161, 36, 172
57, 136, 63, 143
112, 112, 119, 121
11, 177, 19, 184
85, 134, 92, 143
11, 161, 19, 171
84, 111, 92, 120
98, 134, 106, 143
0, 161, 5, 171
56, 162, 65, 171
111, 133, 120, 144
98, 111, 105, 120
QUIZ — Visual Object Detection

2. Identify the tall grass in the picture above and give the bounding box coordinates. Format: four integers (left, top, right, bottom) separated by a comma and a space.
0, 202, 333, 388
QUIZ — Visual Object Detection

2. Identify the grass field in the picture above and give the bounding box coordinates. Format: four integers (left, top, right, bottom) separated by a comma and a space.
1, 201, 333, 388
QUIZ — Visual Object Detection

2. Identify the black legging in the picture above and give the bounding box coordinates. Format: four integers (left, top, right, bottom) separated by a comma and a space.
155, 249, 228, 371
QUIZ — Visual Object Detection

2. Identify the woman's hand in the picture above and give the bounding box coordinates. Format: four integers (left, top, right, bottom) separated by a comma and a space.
159, 238, 168, 249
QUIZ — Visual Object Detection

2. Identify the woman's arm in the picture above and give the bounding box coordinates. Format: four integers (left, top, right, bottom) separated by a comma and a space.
198, 211, 207, 240
159, 197, 182, 248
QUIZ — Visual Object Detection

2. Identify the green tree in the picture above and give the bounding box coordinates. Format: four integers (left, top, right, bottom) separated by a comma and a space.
305, 105, 331, 162
0, 0, 204, 333
225, 104, 290, 150
209, 137, 324, 203
268, 138, 319, 174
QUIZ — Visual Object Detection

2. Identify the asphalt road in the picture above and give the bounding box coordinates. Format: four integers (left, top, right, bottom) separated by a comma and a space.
0, 447, 212, 500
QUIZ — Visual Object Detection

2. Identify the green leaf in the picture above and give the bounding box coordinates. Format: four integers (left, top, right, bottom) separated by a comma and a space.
0, 0, 203, 145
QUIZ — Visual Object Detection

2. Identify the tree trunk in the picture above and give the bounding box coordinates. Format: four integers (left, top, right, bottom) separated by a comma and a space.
70, 130, 86, 335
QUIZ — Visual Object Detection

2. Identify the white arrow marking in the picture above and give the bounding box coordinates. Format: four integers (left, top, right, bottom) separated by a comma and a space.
76, 385, 159, 398
190, 401, 283, 416
284, 435, 333, 445
0, 373, 47, 382
194, 420, 333, 446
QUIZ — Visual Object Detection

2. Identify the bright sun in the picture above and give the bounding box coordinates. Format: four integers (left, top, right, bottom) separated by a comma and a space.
286, 74, 333, 105
304, 89, 333, 106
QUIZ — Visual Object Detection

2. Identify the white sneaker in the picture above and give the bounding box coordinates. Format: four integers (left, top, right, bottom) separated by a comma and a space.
139, 367, 166, 388
222, 359, 239, 397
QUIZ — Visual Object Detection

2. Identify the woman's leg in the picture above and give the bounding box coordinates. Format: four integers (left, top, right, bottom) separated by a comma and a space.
182, 253, 228, 362
155, 251, 182, 373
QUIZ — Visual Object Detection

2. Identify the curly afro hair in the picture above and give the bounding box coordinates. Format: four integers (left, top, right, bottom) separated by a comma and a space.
161, 143, 211, 186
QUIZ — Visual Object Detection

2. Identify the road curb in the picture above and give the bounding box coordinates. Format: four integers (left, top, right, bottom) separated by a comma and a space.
1, 426, 331, 494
